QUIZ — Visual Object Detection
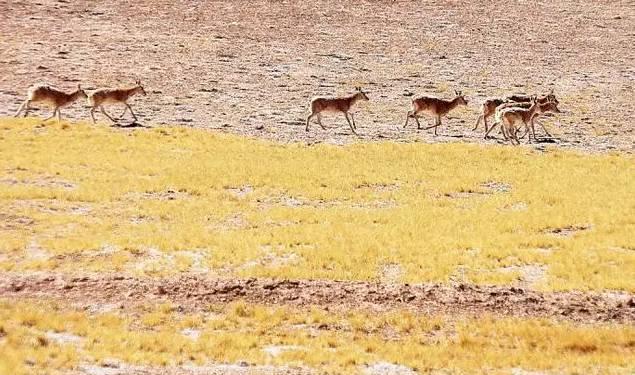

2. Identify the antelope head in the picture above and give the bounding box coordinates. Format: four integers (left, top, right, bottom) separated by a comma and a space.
454, 90, 468, 106
542, 101, 562, 114
135, 79, 147, 96
355, 86, 370, 101
545, 88, 558, 104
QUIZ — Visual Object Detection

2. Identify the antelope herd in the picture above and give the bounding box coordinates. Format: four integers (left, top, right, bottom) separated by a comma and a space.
14, 81, 562, 146
14, 81, 147, 126
304, 87, 560, 144
306, 87, 562, 145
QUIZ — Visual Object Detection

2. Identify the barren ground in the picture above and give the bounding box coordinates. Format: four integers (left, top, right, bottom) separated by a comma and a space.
2, 273, 634, 323
1, 0, 634, 151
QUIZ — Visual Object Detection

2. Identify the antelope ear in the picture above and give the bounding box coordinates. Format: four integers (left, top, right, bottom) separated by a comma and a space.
77, 84, 81, 89
136, 79, 141, 85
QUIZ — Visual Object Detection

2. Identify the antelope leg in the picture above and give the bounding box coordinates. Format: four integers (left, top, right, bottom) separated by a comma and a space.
100, 106, 116, 123
344, 113, 356, 134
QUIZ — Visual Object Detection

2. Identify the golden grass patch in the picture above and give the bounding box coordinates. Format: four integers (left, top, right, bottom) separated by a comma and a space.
0, 118, 634, 290
0, 300, 633, 374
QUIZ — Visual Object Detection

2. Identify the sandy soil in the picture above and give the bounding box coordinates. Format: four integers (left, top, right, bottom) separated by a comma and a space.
1, 0, 633, 151
2, 273, 634, 323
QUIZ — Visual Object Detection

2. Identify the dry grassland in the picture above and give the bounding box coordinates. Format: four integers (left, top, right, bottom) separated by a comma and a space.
0, 118, 633, 291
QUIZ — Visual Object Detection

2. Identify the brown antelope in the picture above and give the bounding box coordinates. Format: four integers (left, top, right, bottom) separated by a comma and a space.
494, 100, 562, 140
485, 100, 561, 141
88, 80, 147, 123
404, 90, 468, 135
305, 87, 369, 135
488, 97, 541, 145
506, 89, 557, 104
473, 90, 558, 134
14, 84, 87, 123
473, 97, 505, 133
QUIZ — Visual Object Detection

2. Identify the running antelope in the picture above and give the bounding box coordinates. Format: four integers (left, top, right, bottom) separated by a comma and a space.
14, 84, 87, 123
489, 97, 541, 145
492, 100, 562, 141
486, 100, 560, 140
88, 80, 147, 123
404, 90, 468, 135
305, 87, 369, 135
473, 91, 558, 134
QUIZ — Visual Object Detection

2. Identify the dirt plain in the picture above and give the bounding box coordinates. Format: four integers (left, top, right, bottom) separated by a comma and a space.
1, 1, 635, 374
2, 273, 634, 323
1, 0, 634, 151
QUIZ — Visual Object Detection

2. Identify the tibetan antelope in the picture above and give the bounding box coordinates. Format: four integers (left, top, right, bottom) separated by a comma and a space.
489, 97, 541, 145
14, 84, 87, 123
473, 90, 558, 134
305, 87, 369, 135
493, 100, 562, 141
473, 97, 505, 133
404, 90, 468, 135
88, 80, 147, 123
506, 89, 557, 104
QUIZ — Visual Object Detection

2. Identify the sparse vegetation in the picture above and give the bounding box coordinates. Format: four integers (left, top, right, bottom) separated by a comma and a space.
0, 118, 633, 291
1, 299, 633, 374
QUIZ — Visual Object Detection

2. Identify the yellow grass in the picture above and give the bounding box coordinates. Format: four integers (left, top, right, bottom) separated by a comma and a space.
0, 118, 634, 291
0, 299, 633, 374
